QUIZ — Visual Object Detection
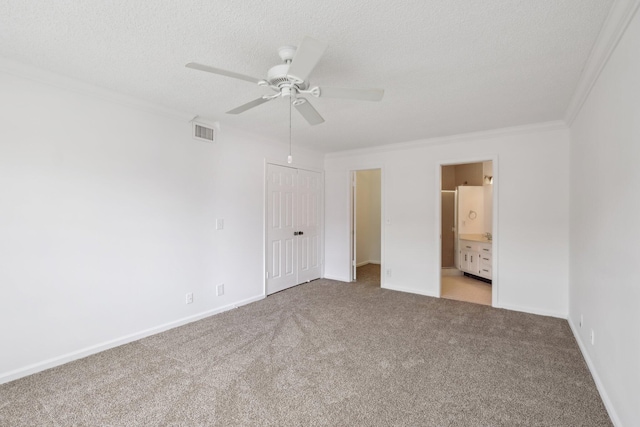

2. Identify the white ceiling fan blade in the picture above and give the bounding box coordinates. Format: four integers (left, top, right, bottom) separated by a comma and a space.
294, 98, 325, 126
286, 36, 328, 83
226, 97, 272, 114
319, 87, 384, 101
186, 62, 262, 84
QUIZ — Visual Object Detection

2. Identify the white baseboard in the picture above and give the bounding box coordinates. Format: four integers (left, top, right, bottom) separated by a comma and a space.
383, 284, 438, 298
568, 318, 621, 426
0, 293, 265, 385
441, 268, 462, 276
355, 260, 381, 267
322, 274, 350, 282
496, 302, 567, 319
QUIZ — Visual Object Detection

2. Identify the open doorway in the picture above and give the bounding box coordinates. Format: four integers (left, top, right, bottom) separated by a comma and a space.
440, 161, 494, 305
350, 169, 381, 287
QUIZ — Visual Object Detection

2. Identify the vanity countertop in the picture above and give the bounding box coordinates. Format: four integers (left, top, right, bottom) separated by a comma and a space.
459, 234, 492, 243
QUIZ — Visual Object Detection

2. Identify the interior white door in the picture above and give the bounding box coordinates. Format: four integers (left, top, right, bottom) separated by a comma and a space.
297, 169, 322, 283
266, 164, 297, 294
266, 164, 322, 295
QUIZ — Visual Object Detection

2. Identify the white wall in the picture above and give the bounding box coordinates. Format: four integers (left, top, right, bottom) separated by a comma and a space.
457, 186, 484, 235
483, 161, 494, 233
0, 65, 323, 382
355, 169, 381, 266
325, 126, 570, 317
568, 8, 640, 426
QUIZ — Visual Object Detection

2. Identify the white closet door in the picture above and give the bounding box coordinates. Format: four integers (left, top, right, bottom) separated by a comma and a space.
266, 165, 322, 295
297, 169, 322, 283
266, 164, 297, 295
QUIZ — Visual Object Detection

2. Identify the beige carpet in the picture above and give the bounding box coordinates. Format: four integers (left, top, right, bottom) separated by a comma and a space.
0, 269, 611, 426
354, 263, 381, 286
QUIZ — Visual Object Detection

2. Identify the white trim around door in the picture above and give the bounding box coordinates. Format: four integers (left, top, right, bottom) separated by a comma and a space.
435, 156, 499, 308
349, 166, 385, 285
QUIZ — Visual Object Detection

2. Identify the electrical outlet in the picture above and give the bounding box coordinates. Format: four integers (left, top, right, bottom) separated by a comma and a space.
215, 218, 224, 230
216, 283, 224, 297
386, 269, 392, 277
186, 292, 193, 304
590, 329, 595, 346
580, 314, 583, 328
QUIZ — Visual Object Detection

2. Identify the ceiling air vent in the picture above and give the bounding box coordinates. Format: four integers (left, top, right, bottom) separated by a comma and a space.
192, 122, 216, 143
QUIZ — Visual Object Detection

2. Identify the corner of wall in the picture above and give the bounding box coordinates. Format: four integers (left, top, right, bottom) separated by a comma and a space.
567, 318, 622, 426
564, 0, 640, 125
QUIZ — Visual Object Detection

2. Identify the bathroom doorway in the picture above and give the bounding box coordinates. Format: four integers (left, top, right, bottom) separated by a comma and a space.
439, 161, 494, 306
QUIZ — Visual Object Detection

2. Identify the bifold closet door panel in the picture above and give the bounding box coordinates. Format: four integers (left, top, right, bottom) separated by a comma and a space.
266, 164, 297, 295
297, 169, 322, 283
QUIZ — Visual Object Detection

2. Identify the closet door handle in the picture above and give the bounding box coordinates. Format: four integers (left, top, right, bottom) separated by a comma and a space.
294, 231, 299, 236
299, 231, 304, 235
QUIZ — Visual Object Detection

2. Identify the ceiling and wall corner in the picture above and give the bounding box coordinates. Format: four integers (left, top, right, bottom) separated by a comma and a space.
564, 0, 640, 125
0, 56, 193, 122
0, 0, 613, 153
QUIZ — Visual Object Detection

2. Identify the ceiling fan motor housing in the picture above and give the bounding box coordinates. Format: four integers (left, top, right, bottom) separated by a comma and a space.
267, 62, 309, 89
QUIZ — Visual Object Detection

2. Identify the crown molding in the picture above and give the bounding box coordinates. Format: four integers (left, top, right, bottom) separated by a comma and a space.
325, 121, 567, 159
564, 0, 640, 125
0, 56, 195, 122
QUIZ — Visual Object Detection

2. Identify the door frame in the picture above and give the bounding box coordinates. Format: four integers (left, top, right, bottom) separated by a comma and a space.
264, 159, 324, 297
435, 156, 499, 307
349, 166, 384, 283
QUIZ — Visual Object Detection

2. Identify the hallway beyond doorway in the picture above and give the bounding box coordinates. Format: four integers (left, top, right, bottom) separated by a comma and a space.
355, 264, 380, 288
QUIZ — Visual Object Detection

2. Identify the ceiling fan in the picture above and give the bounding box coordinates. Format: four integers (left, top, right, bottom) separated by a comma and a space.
186, 36, 384, 126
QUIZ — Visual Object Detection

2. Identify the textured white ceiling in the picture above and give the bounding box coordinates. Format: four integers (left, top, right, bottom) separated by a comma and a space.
0, 0, 613, 152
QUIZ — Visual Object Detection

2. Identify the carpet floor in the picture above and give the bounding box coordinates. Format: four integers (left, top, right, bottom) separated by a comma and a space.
0, 267, 611, 426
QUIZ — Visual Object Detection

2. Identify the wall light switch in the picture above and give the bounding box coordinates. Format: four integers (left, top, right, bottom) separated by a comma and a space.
216, 218, 224, 230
